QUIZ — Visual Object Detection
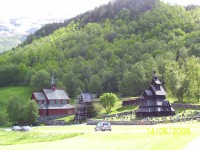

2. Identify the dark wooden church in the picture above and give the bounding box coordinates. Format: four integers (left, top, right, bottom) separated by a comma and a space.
135, 70, 175, 117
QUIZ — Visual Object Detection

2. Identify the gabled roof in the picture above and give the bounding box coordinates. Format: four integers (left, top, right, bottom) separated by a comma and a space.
80, 93, 94, 102
43, 89, 69, 100
33, 92, 47, 100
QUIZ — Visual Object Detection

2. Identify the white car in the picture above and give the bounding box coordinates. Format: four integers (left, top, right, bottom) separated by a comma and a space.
94, 122, 112, 131
11, 126, 22, 131
21, 126, 31, 131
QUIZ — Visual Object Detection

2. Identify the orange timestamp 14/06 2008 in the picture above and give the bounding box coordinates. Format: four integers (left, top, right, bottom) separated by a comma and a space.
147, 127, 190, 135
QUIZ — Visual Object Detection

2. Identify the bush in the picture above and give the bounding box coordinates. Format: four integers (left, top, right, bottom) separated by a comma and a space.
87, 102, 103, 118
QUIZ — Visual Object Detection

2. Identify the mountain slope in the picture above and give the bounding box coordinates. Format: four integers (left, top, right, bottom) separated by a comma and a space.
21, 0, 157, 46
1, 0, 200, 100
0, 15, 70, 53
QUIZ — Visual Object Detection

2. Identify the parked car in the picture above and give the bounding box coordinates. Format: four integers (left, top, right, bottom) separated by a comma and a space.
11, 126, 22, 131
21, 126, 31, 131
94, 122, 112, 131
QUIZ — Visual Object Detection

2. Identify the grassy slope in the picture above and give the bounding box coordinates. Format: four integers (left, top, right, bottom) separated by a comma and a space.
0, 86, 33, 113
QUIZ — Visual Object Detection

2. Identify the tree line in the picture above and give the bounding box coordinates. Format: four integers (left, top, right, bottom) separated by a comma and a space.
0, 98, 38, 126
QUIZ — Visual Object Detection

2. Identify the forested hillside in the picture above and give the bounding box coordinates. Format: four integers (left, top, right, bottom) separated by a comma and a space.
22, 0, 156, 45
1, 0, 200, 102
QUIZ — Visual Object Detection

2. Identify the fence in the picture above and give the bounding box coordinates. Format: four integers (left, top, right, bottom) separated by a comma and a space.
172, 103, 200, 109
122, 98, 140, 106
87, 119, 155, 125
87, 116, 200, 125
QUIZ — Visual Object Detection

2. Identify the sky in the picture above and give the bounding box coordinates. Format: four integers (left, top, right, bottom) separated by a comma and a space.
0, 0, 111, 19
162, 0, 200, 6
0, 0, 200, 20
0, 0, 200, 37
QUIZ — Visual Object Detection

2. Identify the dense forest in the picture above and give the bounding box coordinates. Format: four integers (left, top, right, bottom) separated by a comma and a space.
1, 0, 200, 102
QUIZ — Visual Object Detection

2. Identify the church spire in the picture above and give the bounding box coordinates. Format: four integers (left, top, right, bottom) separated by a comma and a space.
152, 69, 157, 79
51, 75, 56, 90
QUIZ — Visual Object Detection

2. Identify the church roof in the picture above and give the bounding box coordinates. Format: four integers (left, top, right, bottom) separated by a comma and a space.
152, 78, 161, 84
144, 90, 153, 96
150, 85, 166, 96
43, 89, 70, 100
33, 92, 47, 100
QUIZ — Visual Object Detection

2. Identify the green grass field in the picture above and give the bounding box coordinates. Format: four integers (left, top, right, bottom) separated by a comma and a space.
0, 123, 200, 150
0, 86, 33, 113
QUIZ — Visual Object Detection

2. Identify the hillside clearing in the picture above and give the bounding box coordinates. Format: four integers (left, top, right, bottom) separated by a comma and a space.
0, 86, 32, 113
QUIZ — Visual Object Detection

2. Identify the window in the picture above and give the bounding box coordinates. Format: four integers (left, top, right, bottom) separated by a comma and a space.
62, 100, 67, 104
50, 100, 55, 104
56, 100, 61, 104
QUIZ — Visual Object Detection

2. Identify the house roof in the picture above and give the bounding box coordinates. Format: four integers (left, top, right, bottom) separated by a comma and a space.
43, 89, 69, 100
80, 93, 94, 102
33, 92, 47, 100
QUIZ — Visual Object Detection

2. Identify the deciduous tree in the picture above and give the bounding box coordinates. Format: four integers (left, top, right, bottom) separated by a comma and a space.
99, 93, 118, 113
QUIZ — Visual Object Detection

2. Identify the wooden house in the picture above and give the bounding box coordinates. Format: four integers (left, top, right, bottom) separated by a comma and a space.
135, 70, 175, 117
31, 75, 75, 117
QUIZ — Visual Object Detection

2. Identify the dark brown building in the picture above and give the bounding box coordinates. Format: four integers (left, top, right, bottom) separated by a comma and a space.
135, 70, 175, 117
